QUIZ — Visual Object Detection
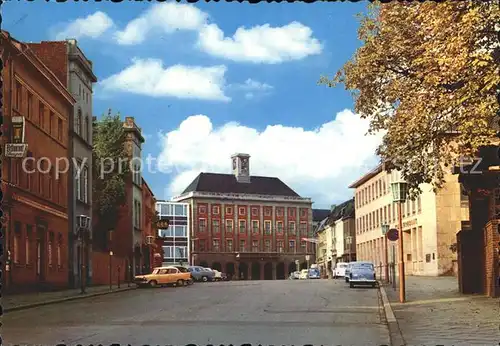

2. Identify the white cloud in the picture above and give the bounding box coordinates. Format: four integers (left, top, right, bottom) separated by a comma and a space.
157, 110, 384, 207
230, 78, 274, 100
55, 11, 114, 40
98, 58, 230, 101
197, 22, 323, 63
114, 3, 208, 45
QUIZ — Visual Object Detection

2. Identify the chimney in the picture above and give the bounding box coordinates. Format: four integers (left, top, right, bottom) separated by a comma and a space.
231, 153, 251, 183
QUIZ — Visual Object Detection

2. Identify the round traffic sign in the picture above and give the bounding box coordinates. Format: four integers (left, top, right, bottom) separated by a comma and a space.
386, 228, 399, 241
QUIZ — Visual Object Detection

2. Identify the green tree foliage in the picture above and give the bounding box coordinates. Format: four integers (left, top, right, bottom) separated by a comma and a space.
92, 110, 130, 245
320, 1, 500, 196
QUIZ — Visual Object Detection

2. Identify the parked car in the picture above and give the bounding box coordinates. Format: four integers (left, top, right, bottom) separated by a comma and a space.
134, 266, 192, 288
299, 269, 309, 279
308, 268, 320, 279
188, 266, 215, 282
288, 271, 300, 280
334, 262, 348, 279
348, 262, 377, 288
211, 269, 224, 281
344, 262, 357, 282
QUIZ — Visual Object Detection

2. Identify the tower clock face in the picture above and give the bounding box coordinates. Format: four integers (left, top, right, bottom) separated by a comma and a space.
232, 158, 237, 170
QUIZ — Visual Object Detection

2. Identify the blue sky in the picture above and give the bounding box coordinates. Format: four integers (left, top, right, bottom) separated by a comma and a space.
4, 1, 383, 208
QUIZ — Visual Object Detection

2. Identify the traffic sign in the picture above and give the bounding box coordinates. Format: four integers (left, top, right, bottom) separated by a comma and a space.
386, 228, 399, 241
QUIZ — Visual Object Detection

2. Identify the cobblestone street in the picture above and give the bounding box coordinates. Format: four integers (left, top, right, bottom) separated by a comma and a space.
3, 279, 389, 345
385, 276, 500, 345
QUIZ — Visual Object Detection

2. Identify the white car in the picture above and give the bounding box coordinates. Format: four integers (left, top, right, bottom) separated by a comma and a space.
334, 262, 348, 279
211, 269, 223, 281
299, 269, 309, 279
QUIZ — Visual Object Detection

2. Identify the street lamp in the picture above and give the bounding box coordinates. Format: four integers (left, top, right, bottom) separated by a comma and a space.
305, 254, 310, 269
109, 250, 113, 290
381, 223, 390, 283
76, 215, 91, 294
391, 178, 409, 303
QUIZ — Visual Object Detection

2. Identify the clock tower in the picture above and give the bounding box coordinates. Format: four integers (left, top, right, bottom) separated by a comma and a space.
231, 153, 251, 183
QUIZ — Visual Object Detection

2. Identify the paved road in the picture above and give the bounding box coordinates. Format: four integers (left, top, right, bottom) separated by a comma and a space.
3, 279, 390, 345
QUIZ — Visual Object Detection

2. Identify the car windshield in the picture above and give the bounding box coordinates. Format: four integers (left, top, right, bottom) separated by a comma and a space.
352, 263, 374, 270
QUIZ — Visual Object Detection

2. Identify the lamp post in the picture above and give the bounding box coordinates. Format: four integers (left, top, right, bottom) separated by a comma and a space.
109, 250, 113, 290
391, 179, 409, 303
381, 223, 390, 283
305, 254, 310, 269
76, 215, 91, 294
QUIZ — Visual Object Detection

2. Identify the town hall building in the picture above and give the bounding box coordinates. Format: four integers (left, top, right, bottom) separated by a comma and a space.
171, 153, 314, 280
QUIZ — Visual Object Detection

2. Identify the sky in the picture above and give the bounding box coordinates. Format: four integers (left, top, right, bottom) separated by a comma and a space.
3, 1, 384, 209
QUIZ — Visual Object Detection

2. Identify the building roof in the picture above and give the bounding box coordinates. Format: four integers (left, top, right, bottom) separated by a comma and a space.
328, 199, 355, 224
181, 172, 301, 197
312, 209, 331, 222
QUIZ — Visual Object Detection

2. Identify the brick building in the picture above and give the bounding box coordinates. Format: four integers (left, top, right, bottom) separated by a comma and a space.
1, 31, 73, 291
27, 39, 97, 288
171, 153, 314, 280
141, 178, 158, 274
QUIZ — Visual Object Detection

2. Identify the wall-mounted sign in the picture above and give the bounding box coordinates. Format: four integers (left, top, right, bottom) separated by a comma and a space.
4, 143, 28, 158
11, 116, 25, 143
386, 228, 399, 242
156, 219, 170, 229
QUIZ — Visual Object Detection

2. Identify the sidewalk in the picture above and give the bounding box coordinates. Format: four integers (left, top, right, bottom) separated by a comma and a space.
2, 284, 136, 312
381, 276, 500, 346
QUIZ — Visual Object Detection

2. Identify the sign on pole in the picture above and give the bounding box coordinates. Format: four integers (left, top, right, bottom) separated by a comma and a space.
4, 143, 28, 158
386, 228, 399, 242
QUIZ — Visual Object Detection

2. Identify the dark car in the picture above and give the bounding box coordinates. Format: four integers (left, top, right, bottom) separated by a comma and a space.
187, 266, 215, 282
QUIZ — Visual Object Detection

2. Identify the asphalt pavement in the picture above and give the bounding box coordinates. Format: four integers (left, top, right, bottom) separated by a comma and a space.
2, 279, 390, 345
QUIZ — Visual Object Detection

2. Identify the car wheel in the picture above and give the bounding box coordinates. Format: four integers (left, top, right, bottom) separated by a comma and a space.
176, 279, 184, 287
345, 277, 348, 282
202, 276, 208, 282
349, 282, 354, 288
149, 280, 158, 288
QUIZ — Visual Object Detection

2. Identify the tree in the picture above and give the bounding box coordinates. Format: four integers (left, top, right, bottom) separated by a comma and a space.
92, 110, 130, 249
320, 1, 500, 196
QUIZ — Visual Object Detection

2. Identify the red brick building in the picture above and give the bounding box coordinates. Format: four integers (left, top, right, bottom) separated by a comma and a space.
172, 153, 314, 280
1, 31, 73, 291
142, 177, 158, 273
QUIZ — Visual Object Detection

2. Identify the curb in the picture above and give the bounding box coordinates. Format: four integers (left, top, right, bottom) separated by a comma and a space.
4, 286, 137, 313
379, 284, 406, 346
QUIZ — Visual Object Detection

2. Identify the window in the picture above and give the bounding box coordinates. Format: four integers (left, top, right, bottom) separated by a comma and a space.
276, 221, 283, 233
48, 168, 53, 200
289, 240, 296, 251
48, 235, 53, 267
38, 163, 44, 196
199, 205, 206, 214
276, 208, 283, 217
417, 196, 422, 213
252, 220, 259, 234
299, 222, 307, 234
225, 219, 233, 233
212, 220, 220, 234
226, 239, 233, 252
388, 204, 391, 221
15, 81, 22, 110
57, 118, 63, 141
289, 221, 296, 234
57, 237, 61, 267
264, 220, 271, 235
238, 207, 245, 216
251, 207, 258, 216
84, 116, 89, 141
212, 239, 220, 252
277, 240, 284, 253
288, 208, 295, 217
25, 225, 32, 264
239, 220, 246, 233
264, 207, 272, 217
225, 206, 232, 215
82, 166, 88, 203
212, 206, 220, 215
264, 240, 271, 252
39, 102, 45, 128
252, 240, 259, 252
27, 92, 33, 119
300, 209, 307, 218
75, 166, 81, 201
199, 240, 206, 252
49, 111, 54, 135
13, 221, 21, 263
239, 240, 246, 252
76, 109, 82, 135
412, 199, 416, 215
198, 219, 206, 232
301, 240, 306, 248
